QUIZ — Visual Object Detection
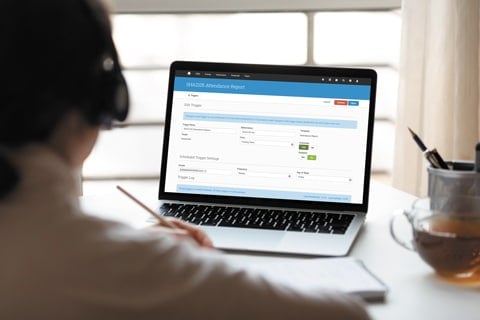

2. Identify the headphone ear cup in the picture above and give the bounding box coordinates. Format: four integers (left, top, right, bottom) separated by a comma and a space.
112, 71, 129, 122
90, 61, 129, 126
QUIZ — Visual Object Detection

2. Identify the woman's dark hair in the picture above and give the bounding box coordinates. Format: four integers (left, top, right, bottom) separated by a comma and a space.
0, 0, 113, 199
0, 156, 20, 199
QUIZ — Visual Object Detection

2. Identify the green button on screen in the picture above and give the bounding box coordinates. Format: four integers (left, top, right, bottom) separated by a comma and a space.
307, 155, 317, 160
299, 144, 309, 150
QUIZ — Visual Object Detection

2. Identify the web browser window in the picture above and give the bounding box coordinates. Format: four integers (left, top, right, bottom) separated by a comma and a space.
165, 69, 372, 204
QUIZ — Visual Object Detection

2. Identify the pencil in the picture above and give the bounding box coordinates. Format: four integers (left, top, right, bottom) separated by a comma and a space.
116, 185, 176, 229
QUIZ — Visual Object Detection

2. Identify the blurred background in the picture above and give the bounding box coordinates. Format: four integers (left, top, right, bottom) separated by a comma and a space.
82, 0, 402, 196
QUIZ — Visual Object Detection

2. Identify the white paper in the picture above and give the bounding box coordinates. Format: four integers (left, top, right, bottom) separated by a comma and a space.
248, 257, 387, 300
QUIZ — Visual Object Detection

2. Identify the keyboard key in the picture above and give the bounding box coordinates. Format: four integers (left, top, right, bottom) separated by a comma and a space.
287, 224, 304, 232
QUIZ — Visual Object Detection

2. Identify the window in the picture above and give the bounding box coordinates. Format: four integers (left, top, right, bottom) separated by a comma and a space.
82, 3, 401, 194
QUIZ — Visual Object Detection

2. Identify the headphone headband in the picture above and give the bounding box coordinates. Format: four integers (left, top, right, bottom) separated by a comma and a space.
81, 0, 129, 126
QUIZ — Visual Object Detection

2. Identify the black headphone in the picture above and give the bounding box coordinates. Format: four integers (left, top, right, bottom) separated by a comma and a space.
81, 0, 129, 126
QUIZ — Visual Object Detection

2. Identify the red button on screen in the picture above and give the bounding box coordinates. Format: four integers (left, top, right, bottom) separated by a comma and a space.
334, 100, 348, 105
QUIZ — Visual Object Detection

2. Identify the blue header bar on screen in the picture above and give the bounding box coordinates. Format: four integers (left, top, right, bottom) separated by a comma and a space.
174, 77, 371, 100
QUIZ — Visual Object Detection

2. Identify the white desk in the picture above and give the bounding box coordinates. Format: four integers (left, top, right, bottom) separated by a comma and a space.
80, 181, 480, 320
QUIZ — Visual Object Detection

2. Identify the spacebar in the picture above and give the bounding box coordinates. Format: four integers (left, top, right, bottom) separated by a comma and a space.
218, 221, 284, 230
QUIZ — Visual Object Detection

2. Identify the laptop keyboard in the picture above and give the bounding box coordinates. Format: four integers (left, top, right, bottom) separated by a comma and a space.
159, 203, 354, 234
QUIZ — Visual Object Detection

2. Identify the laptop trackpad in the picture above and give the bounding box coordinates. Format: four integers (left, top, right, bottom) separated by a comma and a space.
203, 227, 284, 251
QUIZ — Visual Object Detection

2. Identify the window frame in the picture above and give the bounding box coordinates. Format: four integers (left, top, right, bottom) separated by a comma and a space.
111, 0, 400, 13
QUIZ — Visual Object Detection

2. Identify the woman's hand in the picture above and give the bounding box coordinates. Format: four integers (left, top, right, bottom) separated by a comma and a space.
149, 217, 214, 249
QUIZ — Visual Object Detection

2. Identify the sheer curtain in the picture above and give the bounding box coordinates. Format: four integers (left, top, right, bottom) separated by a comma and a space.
393, 0, 480, 196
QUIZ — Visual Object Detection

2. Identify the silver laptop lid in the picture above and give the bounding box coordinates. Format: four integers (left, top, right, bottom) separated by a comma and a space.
159, 61, 377, 214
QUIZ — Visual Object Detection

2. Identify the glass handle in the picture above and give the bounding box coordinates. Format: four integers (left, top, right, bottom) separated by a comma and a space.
389, 209, 416, 251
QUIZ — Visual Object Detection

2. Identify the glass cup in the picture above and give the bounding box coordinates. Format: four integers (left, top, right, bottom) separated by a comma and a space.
390, 196, 480, 284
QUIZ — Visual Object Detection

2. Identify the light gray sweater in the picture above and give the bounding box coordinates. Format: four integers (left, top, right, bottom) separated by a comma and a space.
0, 145, 370, 319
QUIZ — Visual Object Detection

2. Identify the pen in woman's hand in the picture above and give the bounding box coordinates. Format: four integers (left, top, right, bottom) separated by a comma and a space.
116, 185, 214, 248
116, 185, 176, 229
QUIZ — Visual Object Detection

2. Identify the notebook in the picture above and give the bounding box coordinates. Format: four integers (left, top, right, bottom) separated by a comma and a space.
158, 61, 377, 256
248, 257, 387, 301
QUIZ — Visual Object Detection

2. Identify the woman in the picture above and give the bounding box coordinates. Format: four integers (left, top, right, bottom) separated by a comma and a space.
0, 0, 370, 319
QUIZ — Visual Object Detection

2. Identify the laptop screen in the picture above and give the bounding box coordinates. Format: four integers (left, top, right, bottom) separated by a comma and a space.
160, 61, 376, 210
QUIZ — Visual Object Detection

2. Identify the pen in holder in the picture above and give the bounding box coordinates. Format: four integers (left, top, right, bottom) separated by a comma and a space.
408, 127, 450, 170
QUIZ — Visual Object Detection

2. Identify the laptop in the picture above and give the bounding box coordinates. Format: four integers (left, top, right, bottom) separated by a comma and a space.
158, 61, 377, 256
